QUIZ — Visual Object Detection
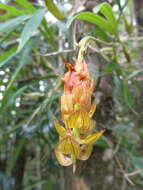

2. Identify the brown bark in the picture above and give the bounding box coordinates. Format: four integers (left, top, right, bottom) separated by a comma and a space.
134, 0, 143, 32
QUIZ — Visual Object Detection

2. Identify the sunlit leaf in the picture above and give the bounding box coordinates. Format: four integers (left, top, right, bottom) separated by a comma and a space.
45, 0, 65, 20
94, 2, 118, 33
68, 12, 112, 33
15, 0, 36, 13
0, 3, 25, 19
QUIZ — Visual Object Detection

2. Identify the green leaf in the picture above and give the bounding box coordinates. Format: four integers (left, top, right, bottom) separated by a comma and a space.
104, 62, 122, 73
123, 80, 137, 115
8, 137, 28, 175
40, 19, 57, 48
0, 46, 17, 64
18, 9, 46, 52
127, 69, 143, 79
94, 2, 118, 32
91, 27, 111, 42
0, 3, 25, 19
45, 0, 65, 20
15, 0, 36, 13
2, 39, 35, 108
67, 12, 115, 35
0, 15, 29, 34
67, 3, 118, 35
0, 52, 17, 68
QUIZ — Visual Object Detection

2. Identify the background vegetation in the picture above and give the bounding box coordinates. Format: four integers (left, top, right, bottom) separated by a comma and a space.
0, 0, 143, 189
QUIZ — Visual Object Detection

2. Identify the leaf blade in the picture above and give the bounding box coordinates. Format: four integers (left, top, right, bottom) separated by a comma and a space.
0, 15, 29, 34
18, 9, 46, 52
67, 12, 115, 35
45, 0, 65, 20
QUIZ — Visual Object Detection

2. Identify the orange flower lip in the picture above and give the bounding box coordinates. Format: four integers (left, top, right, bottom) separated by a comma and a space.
62, 60, 93, 94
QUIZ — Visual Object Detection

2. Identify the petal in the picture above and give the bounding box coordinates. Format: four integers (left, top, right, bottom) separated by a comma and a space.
72, 84, 91, 109
79, 144, 93, 160
59, 136, 80, 157
55, 147, 72, 166
88, 103, 96, 118
80, 119, 96, 138
53, 119, 66, 137
67, 109, 91, 129
81, 130, 105, 144
61, 94, 73, 114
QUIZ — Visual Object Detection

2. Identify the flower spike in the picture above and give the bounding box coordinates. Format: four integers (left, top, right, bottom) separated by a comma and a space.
53, 37, 105, 170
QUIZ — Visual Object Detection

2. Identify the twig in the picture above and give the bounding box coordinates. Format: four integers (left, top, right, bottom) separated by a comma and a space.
125, 170, 143, 177
32, 49, 76, 57
115, 156, 135, 186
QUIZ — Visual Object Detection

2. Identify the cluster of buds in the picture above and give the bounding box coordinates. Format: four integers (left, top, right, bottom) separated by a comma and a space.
54, 37, 105, 171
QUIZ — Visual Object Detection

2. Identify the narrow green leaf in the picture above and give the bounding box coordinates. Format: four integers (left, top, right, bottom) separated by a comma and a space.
104, 62, 122, 73
2, 39, 35, 108
45, 0, 65, 20
0, 15, 29, 34
94, 2, 118, 32
18, 9, 46, 52
8, 137, 27, 175
40, 19, 57, 48
67, 12, 115, 35
15, 0, 36, 12
91, 27, 111, 42
127, 69, 143, 79
0, 45, 17, 62
0, 3, 25, 19
0, 51, 17, 68
123, 80, 137, 115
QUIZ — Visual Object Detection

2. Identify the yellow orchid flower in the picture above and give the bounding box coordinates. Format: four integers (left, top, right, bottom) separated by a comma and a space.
54, 119, 105, 166
54, 55, 105, 169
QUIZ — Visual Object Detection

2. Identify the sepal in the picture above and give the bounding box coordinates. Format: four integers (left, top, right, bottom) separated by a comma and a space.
53, 119, 66, 137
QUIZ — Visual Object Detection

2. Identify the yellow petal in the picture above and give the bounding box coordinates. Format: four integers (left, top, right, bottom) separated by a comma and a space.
67, 109, 90, 129
88, 103, 96, 118
79, 144, 93, 160
73, 85, 91, 109
59, 136, 80, 157
53, 119, 66, 137
61, 94, 73, 114
81, 130, 105, 144
79, 119, 96, 137
55, 147, 72, 166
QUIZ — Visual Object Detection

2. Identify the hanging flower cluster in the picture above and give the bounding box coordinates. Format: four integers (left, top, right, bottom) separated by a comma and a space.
54, 37, 105, 171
